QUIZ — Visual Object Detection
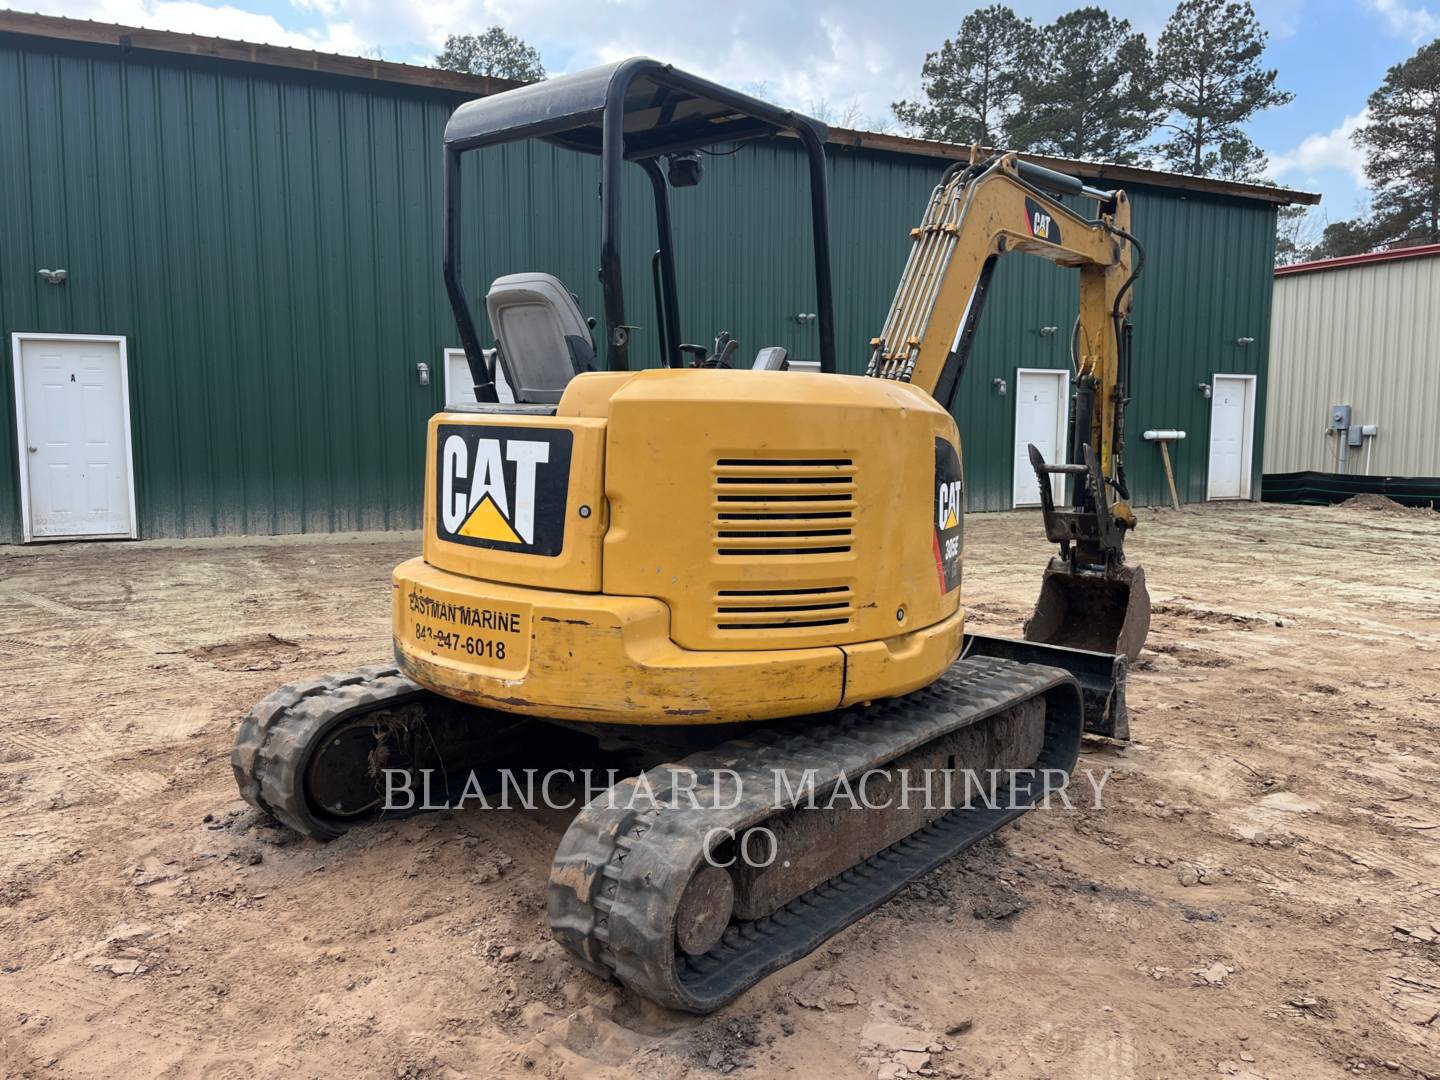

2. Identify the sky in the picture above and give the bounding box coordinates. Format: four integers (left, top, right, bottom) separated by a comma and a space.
15, 0, 1440, 224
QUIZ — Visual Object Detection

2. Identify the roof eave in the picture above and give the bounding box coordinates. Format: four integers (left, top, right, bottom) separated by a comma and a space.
1275, 242, 1440, 276
0, 9, 523, 99
1, 9, 1322, 208
826, 127, 1321, 207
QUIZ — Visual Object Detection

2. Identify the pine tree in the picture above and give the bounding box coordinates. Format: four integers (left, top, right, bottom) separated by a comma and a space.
435, 29, 546, 82
1007, 7, 1159, 163
1154, 0, 1292, 179
1303, 218, 1388, 260
893, 5, 1037, 146
1355, 38, 1440, 246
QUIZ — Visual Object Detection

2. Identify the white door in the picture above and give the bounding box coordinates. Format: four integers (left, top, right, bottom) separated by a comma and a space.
13, 334, 136, 541
1207, 374, 1256, 500
444, 348, 513, 406
1013, 368, 1069, 507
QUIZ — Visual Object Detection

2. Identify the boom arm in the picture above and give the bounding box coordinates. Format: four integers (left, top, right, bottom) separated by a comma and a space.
868, 153, 1138, 512
876, 151, 1153, 709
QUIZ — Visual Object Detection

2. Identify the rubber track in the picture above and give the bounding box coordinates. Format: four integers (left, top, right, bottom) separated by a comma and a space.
547, 656, 1083, 1013
230, 664, 432, 841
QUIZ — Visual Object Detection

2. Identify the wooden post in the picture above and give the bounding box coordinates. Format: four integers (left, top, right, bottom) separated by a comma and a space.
1159, 439, 1181, 510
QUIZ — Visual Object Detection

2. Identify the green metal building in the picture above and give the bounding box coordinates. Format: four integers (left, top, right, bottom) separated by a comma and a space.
0, 12, 1316, 543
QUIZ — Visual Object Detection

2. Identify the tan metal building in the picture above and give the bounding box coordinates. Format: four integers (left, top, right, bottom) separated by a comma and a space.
1266, 244, 1440, 480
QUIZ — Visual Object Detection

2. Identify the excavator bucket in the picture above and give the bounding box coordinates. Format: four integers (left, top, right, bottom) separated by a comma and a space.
1025, 559, 1151, 665
963, 444, 1153, 739
1020, 443, 1152, 662
967, 565, 1149, 740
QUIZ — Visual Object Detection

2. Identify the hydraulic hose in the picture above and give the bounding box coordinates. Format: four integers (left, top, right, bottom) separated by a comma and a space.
1103, 223, 1145, 503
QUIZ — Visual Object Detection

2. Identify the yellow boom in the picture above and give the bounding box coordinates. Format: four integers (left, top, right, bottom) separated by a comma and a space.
870, 151, 1137, 519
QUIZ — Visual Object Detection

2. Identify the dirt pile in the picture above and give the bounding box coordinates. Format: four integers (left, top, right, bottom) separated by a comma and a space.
1336, 492, 1437, 517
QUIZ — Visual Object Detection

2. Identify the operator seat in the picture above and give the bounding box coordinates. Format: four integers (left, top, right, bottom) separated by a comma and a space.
485, 272, 597, 404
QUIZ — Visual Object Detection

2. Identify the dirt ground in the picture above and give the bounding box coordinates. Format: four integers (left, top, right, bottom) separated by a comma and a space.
2, 501, 1438, 1080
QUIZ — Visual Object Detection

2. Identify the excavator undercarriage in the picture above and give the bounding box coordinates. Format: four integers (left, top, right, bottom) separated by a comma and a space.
232, 58, 1152, 1014
234, 657, 1082, 1012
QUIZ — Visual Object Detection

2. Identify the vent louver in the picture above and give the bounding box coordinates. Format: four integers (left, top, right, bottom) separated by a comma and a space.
712, 585, 856, 633
711, 457, 856, 557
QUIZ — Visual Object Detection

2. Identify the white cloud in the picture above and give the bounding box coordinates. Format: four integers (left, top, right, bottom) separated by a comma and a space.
18, 0, 366, 54
1266, 110, 1369, 187
12, 0, 1311, 131
296, 0, 1309, 122
1367, 0, 1440, 42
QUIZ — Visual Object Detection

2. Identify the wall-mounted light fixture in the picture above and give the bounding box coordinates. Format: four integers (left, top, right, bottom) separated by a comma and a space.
416, 362, 431, 386
993, 377, 1008, 396
37, 268, 68, 285
1038, 325, 1058, 337
1197, 382, 1212, 399
1234, 336, 1255, 346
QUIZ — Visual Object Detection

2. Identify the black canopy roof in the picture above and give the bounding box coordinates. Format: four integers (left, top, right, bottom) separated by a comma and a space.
443, 57, 827, 159
441, 56, 837, 380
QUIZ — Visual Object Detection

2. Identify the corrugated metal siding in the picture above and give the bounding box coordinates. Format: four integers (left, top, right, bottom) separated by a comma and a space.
1266, 255, 1440, 477
1, 34, 1281, 542
1125, 186, 1277, 505
0, 39, 462, 539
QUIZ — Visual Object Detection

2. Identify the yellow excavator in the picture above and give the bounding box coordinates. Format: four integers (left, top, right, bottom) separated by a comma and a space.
232, 60, 1151, 1013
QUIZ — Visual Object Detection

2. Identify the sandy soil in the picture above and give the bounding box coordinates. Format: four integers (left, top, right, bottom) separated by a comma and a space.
1, 502, 1438, 1080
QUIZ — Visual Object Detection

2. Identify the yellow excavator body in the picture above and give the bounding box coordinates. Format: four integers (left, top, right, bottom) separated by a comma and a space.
392, 153, 1150, 729
233, 60, 1156, 1014
392, 368, 967, 723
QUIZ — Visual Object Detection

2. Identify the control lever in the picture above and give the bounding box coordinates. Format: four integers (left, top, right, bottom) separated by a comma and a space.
709, 332, 738, 368
680, 332, 740, 368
